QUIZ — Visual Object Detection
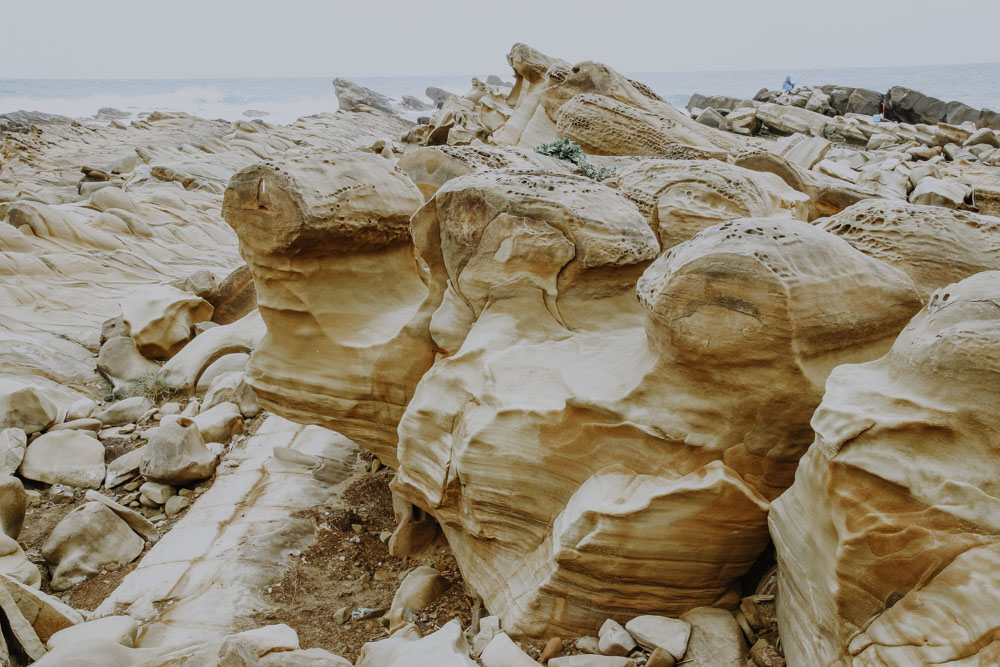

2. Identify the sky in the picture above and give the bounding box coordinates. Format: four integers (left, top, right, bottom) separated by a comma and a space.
6, 0, 1000, 78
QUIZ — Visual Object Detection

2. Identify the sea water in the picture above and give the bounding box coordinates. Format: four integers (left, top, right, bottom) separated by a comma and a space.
2, 62, 998, 126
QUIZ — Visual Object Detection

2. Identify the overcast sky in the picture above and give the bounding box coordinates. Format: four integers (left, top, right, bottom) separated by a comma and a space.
7, 0, 1000, 78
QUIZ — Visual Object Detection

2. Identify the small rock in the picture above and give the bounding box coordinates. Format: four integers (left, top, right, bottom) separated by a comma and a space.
599, 619, 636, 656
191, 401, 244, 443
625, 616, 692, 661
679, 607, 745, 667
388, 565, 451, 628
202, 372, 260, 418
105, 447, 145, 488
163, 495, 190, 517
94, 397, 154, 428
48, 485, 75, 504
646, 648, 674, 667
158, 402, 182, 416
481, 632, 541, 667
549, 656, 635, 667
540, 636, 564, 662
576, 636, 600, 654
472, 615, 502, 655
47, 419, 102, 434
139, 482, 175, 505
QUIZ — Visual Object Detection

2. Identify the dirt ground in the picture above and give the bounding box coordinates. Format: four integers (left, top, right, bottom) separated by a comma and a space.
253, 464, 476, 662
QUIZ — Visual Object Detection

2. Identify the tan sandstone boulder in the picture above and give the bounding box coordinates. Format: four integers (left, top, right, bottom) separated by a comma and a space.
770, 270, 1000, 666
227, 149, 925, 637
611, 159, 809, 248
121, 285, 214, 360
140, 417, 217, 484
0, 380, 59, 434
43, 502, 145, 590
221, 151, 428, 467
19, 430, 105, 489
816, 199, 1000, 299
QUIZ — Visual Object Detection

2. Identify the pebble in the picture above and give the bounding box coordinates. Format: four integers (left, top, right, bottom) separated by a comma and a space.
48, 484, 75, 504
164, 495, 190, 517
540, 636, 564, 662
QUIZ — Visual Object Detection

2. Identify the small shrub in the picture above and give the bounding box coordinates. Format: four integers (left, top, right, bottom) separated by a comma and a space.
105, 373, 179, 404
535, 138, 615, 181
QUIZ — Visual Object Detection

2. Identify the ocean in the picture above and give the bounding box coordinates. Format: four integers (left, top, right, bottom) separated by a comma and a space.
2, 62, 999, 126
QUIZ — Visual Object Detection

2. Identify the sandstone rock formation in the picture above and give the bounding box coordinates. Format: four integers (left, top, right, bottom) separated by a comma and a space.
121, 285, 214, 360
222, 152, 429, 466
610, 159, 809, 247
770, 270, 1000, 665
228, 144, 927, 636
817, 199, 1000, 298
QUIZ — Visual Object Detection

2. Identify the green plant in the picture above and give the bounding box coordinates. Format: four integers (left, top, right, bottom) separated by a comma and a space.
534, 138, 615, 181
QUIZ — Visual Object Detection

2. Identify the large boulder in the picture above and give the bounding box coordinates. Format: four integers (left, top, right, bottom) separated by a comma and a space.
121, 285, 213, 360
333, 78, 398, 115
42, 502, 145, 590
140, 417, 217, 484
222, 151, 428, 467
390, 186, 921, 634
356, 619, 477, 667
0, 380, 59, 434
0, 533, 41, 588
0, 475, 26, 539
19, 430, 105, 489
816, 200, 1000, 299
97, 336, 160, 390
770, 271, 1000, 665
611, 158, 809, 248
555, 94, 730, 156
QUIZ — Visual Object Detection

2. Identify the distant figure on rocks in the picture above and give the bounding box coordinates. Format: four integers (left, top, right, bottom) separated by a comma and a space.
782, 75, 795, 93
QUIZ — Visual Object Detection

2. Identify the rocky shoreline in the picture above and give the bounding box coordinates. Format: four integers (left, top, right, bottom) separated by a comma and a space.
0, 42, 997, 666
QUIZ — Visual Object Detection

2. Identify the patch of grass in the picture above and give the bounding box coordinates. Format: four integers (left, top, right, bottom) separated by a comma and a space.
105, 373, 180, 404
534, 138, 615, 181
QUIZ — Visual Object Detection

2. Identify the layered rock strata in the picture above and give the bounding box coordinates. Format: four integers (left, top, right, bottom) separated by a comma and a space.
770, 271, 1000, 665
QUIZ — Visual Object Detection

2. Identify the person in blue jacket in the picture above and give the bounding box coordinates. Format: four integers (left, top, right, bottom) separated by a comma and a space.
782, 75, 794, 93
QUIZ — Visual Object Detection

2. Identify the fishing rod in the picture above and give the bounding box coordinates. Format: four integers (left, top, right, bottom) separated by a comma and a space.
793, 45, 847, 89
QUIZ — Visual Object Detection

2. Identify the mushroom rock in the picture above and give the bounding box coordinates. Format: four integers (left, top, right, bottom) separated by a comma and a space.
816, 199, 1000, 299
491, 43, 569, 148
397, 145, 569, 200
222, 151, 430, 466
770, 270, 1000, 666
611, 159, 810, 248
391, 180, 922, 636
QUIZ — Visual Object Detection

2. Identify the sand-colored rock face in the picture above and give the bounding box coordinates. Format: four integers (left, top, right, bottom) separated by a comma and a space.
225, 147, 927, 636
770, 270, 1000, 666
610, 159, 810, 248
222, 152, 430, 466
421, 43, 742, 155
397, 145, 569, 199
390, 204, 922, 634
817, 199, 1000, 299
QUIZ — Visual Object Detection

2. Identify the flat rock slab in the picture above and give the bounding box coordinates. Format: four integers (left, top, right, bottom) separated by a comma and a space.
95, 415, 359, 648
